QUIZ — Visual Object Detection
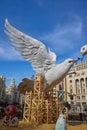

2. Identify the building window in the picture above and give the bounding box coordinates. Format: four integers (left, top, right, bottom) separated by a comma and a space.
70, 80, 72, 83
85, 78, 87, 90
82, 96, 85, 100
75, 79, 79, 94
79, 66, 81, 70
70, 85, 72, 87
77, 96, 80, 100
70, 89, 73, 93
69, 74, 72, 78
80, 78, 84, 93
70, 95, 73, 100
81, 71, 85, 75
71, 102, 74, 104
82, 89, 85, 94
78, 89, 80, 94
82, 65, 85, 69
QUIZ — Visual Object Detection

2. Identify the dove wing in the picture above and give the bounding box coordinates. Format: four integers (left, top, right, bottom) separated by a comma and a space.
5, 19, 56, 73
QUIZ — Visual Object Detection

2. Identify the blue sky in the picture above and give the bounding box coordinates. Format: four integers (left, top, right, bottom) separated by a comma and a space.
0, 0, 87, 86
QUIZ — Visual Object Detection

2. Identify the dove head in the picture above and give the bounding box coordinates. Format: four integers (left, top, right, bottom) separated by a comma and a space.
80, 45, 87, 56
64, 58, 76, 67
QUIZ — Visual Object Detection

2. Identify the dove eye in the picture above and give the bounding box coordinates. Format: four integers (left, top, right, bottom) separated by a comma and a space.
82, 48, 85, 50
69, 61, 72, 63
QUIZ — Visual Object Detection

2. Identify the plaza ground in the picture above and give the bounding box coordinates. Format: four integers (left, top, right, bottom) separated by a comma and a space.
0, 120, 87, 130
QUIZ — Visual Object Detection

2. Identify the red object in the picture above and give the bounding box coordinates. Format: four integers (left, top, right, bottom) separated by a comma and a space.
44, 93, 51, 100
5, 105, 17, 115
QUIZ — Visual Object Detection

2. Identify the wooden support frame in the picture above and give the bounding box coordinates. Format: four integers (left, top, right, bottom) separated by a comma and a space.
23, 74, 60, 124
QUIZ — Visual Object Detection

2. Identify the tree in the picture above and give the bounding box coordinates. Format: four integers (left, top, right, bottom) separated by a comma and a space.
17, 78, 34, 94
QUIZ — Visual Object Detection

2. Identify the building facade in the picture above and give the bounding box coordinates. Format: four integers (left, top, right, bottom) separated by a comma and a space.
66, 61, 87, 113
5, 78, 20, 105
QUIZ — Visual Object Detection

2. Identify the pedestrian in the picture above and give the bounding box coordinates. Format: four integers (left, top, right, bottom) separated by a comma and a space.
55, 111, 67, 130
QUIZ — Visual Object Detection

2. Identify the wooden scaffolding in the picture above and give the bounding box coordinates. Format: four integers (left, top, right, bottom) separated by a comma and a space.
31, 74, 44, 124
23, 73, 59, 124
23, 91, 32, 122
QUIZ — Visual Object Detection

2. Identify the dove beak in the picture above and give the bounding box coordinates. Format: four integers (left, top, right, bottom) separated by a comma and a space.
81, 51, 87, 56
73, 57, 82, 63
74, 59, 79, 62
71, 60, 77, 63
81, 52, 84, 56
80, 50, 85, 56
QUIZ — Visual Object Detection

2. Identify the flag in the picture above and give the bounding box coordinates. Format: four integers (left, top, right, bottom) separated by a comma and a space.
59, 80, 64, 90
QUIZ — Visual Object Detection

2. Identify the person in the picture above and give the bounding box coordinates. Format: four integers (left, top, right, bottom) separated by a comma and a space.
79, 113, 82, 121
55, 111, 67, 130
82, 113, 86, 124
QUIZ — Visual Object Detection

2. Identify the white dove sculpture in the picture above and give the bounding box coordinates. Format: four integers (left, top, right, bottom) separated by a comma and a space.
80, 45, 87, 56
5, 19, 76, 88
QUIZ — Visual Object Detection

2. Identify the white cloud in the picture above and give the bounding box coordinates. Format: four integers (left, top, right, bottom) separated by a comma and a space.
0, 45, 23, 60
40, 17, 83, 54
0, 47, 4, 54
